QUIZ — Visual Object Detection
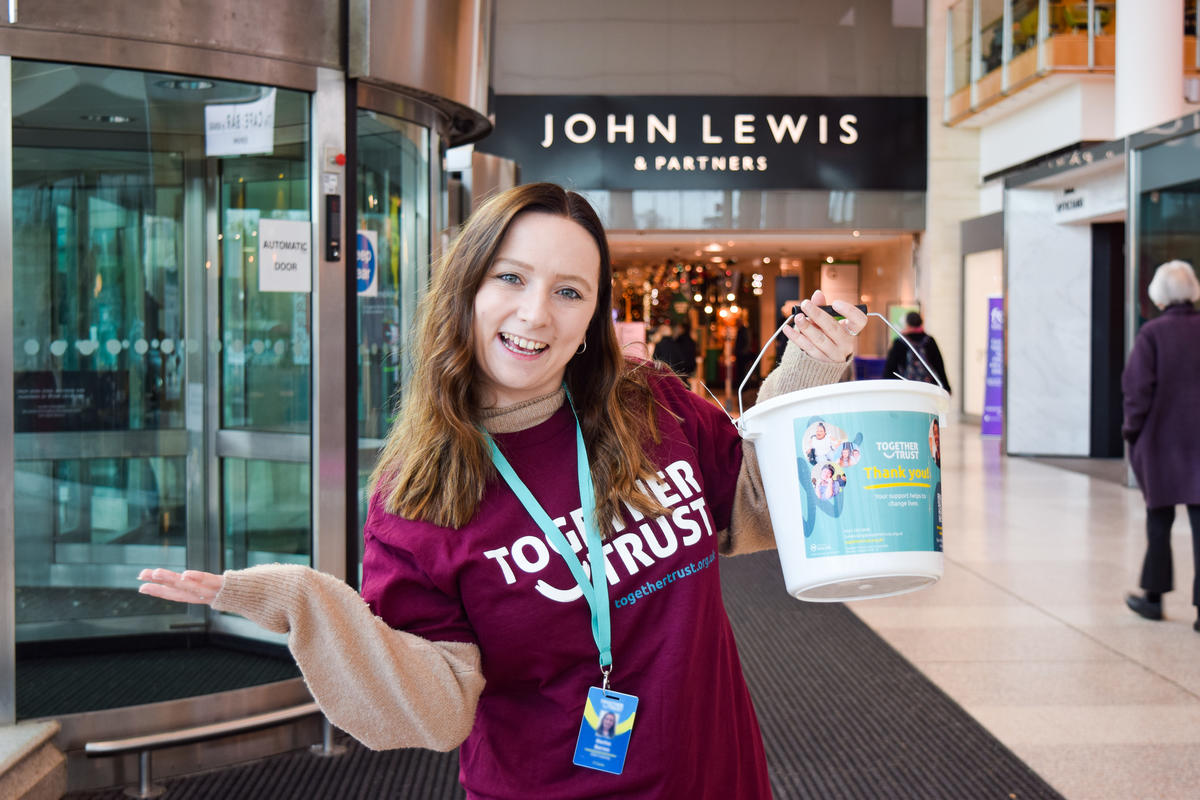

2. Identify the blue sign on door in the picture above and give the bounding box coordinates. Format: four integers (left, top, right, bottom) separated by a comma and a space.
357, 230, 378, 296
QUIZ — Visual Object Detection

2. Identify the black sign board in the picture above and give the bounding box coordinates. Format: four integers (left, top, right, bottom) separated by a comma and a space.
476, 95, 927, 192
15, 370, 130, 432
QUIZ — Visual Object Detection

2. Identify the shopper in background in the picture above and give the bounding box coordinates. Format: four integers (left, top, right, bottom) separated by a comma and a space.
1122, 259, 1200, 631
652, 320, 697, 381
734, 318, 757, 389
883, 311, 951, 393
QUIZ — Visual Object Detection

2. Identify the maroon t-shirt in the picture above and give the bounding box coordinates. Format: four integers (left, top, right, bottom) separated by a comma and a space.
361, 371, 772, 799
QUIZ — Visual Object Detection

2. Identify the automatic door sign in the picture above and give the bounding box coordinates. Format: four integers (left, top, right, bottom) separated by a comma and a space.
258, 219, 312, 293
357, 231, 379, 297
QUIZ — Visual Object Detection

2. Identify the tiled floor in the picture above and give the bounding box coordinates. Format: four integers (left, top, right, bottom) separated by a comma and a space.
847, 420, 1200, 800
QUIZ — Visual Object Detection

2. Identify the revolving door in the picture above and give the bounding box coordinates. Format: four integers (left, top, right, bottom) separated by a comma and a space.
11, 60, 314, 717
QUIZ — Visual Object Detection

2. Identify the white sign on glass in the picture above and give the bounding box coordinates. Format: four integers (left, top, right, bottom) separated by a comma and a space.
205, 89, 277, 157
258, 218, 312, 293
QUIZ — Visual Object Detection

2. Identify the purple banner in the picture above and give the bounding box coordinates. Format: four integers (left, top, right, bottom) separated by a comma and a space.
982, 296, 1004, 436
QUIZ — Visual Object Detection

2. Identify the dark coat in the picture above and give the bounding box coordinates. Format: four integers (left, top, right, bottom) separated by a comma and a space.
1122, 304, 1200, 508
883, 331, 952, 394
654, 333, 696, 378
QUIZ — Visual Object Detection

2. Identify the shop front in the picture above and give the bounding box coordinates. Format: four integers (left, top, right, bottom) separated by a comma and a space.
476, 94, 928, 398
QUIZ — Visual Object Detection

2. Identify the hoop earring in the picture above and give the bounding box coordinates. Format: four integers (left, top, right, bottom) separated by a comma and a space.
576, 341, 587, 355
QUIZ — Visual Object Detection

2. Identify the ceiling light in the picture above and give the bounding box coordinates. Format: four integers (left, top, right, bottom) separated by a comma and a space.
852, 230, 861, 237
826, 256, 835, 263
704, 243, 723, 252
82, 114, 134, 124
693, 293, 702, 302
762, 257, 771, 264
156, 79, 215, 91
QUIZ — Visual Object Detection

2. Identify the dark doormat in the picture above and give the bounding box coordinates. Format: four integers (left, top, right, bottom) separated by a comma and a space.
722, 550, 1063, 799
67, 551, 1063, 799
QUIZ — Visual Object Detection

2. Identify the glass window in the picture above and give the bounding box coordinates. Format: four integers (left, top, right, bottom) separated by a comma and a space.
222, 458, 311, 570
13, 146, 185, 432
15, 457, 186, 635
1135, 131, 1200, 324
219, 128, 312, 432
355, 110, 430, 443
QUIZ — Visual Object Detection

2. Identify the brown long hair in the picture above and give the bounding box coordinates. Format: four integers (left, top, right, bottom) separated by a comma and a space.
371, 183, 669, 534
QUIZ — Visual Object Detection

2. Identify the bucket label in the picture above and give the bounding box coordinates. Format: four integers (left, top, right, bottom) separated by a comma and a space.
793, 411, 942, 558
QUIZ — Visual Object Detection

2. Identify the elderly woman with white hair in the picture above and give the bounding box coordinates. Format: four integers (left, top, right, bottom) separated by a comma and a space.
1123, 260, 1200, 631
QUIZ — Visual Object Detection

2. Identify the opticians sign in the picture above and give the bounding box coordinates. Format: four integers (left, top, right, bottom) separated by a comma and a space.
476, 95, 926, 191
206, 89, 276, 157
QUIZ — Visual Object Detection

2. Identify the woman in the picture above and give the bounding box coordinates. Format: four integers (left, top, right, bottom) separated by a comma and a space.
1122, 259, 1200, 631
138, 183, 865, 798
595, 712, 617, 739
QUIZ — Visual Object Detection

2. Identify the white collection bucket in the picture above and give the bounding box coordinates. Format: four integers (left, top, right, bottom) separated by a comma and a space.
735, 313, 950, 602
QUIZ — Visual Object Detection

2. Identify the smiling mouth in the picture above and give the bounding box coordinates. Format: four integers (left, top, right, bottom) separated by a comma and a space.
500, 333, 549, 355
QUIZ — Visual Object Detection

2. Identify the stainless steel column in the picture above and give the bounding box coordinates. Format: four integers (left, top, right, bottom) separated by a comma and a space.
312, 67, 348, 580
0, 54, 14, 724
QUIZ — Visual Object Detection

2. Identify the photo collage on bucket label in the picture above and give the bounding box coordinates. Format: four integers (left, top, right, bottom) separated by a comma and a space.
801, 420, 863, 502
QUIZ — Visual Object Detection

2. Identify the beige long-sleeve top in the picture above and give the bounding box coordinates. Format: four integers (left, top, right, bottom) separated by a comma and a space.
212, 346, 848, 751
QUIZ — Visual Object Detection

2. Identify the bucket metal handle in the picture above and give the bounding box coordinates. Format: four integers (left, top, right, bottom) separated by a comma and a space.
735, 311, 946, 422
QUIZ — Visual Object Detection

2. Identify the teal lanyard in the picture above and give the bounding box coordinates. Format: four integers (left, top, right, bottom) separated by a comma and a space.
484, 392, 613, 686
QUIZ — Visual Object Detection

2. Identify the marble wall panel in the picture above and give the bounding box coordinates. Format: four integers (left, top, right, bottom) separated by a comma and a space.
1004, 188, 1092, 456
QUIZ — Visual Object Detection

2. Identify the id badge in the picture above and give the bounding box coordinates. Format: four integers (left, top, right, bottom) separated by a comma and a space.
572, 686, 639, 774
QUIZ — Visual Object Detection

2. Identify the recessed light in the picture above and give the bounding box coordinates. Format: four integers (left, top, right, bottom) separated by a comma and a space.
156, 79, 215, 91
82, 114, 134, 124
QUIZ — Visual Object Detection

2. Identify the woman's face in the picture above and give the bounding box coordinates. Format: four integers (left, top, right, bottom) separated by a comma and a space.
822, 466, 833, 480
472, 212, 600, 407
600, 713, 616, 731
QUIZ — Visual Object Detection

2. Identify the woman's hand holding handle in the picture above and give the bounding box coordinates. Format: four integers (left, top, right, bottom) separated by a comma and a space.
781, 289, 868, 364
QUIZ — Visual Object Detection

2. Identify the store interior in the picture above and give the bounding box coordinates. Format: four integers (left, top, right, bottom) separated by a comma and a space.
606, 230, 919, 399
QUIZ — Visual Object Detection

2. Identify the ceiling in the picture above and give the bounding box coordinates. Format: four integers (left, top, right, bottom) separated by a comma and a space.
607, 230, 914, 271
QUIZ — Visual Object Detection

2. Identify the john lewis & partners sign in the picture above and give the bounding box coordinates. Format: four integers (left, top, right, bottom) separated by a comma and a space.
477, 95, 926, 191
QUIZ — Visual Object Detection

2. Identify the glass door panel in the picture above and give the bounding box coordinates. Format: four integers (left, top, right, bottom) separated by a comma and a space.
353, 110, 431, 573
12, 61, 312, 658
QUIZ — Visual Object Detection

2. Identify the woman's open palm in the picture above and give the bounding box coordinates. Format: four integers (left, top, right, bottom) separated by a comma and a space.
138, 568, 224, 606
